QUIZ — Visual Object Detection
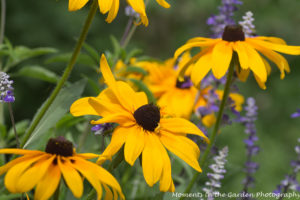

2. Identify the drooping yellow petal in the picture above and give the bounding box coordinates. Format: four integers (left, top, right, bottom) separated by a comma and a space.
254, 36, 287, 45
233, 41, 249, 69
124, 126, 145, 166
156, 0, 170, 8
244, 43, 267, 82
212, 41, 233, 79
127, 0, 146, 15
97, 126, 128, 164
5, 154, 46, 193
254, 74, 267, 90
0, 155, 38, 176
98, 0, 113, 14
34, 164, 61, 200
250, 42, 290, 79
236, 68, 250, 82
58, 157, 83, 198
76, 153, 99, 159
71, 158, 103, 200
142, 133, 163, 187
191, 49, 213, 86
103, 184, 113, 200
160, 131, 202, 172
16, 155, 55, 192
247, 38, 300, 55
70, 97, 102, 117
68, 0, 89, 11
160, 118, 209, 143
106, 0, 119, 23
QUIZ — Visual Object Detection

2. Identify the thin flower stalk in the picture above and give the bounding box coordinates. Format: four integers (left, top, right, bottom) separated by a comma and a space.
20, 0, 98, 148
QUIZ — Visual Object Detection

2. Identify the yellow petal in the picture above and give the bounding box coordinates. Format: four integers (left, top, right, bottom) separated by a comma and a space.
97, 126, 128, 164
58, 157, 83, 198
254, 74, 267, 90
124, 126, 145, 166
236, 68, 250, 82
90, 113, 135, 126
0, 155, 37, 176
158, 140, 173, 192
16, 155, 55, 192
142, 134, 163, 187
247, 38, 300, 55
70, 97, 102, 117
68, 0, 89, 11
135, 92, 148, 108
98, 0, 113, 14
71, 158, 103, 200
156, 0, 170, 8
233, 41, 249, 69
254, 36, 287, 45
160, 118, 209, 143
127, 0, 146, 15
34, 164, 61, 200
159, 131, 202, 172
140, 15, 149, 26
244, 43, 267, 82
105, 0, 119, 23
76, 153, 99, 159
212, 41, 233, 79
174, 40, 218, 59
191, 49, 212, 86
103, 184, 113, 200
202, 113, 216, 128
0, 148, 43, 155
5, 154, 46, 193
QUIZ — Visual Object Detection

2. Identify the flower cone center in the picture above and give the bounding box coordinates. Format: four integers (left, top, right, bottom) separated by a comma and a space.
45, 136, 73, 157
133, 103, 160, 132
222, 25, 245, 42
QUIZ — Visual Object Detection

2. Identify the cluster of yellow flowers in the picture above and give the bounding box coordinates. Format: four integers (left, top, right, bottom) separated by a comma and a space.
1, 1, 300, 200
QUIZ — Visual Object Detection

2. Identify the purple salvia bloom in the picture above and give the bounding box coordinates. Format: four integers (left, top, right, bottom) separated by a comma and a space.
273, 139, 300, 195
202, 146, 228, 200
91, 123, 113, 135
0, 72, 15, 103
125, 6, 140, 19
240, 97, 260, 195
291, 109, 300, 118
207, 0, 242, 38
239, 11, 256, 37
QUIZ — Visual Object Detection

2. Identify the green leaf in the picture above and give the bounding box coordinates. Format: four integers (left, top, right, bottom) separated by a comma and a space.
126, 66, 148, 76
23, 79, 87, 149
128, 78, 156, 104
16, 65, 59, 83
5, 46, 57, 70
0, 194, 23, 200
7, 120, 30, 140
83, 42, 100, 63
46, 53, 97, 70
110, 35, 121, 56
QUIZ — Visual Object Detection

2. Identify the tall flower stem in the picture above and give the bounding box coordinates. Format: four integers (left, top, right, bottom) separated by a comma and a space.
181, 53, 237, 198
8, 103, 19, 148
0, 0, 6, 46
20, 0, 98, 148
120, 17, 134, 48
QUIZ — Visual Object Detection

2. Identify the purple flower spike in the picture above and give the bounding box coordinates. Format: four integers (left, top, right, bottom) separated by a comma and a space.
91, 123, 113, 135
291, 109, 300, 118
0, 72, 15, 103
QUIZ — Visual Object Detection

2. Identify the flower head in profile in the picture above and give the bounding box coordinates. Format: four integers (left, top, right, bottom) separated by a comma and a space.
175, 25, 300, 89
71, 54, 209, 192
0, 136, 124, 200
68, 0, 170, 26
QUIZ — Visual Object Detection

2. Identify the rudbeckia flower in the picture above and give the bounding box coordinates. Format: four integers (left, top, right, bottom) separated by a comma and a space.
0, 136, 124, 200
70, 54, 209, 192
68, 0, 170, 26
175, 25, 300, 89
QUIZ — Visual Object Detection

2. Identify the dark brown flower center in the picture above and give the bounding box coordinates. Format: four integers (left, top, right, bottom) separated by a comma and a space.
45, 136, 73, 157
133, 103, 160, 132
222, 25, 245, 42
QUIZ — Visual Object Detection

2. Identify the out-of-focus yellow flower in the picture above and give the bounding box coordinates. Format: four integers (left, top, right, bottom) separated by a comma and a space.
0, 137, 124, 200
69, 0, 170, 26
175, 25, 300, 89
71, 54, 209, 192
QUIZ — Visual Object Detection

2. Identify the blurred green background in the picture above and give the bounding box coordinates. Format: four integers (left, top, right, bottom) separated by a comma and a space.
3, 0, 300, 198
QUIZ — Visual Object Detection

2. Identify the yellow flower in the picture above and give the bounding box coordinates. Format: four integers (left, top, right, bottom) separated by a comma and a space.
69, 0, 170, 26
70, 54, 209, 192
0, 137, 124, 200
175, 25, 300, 89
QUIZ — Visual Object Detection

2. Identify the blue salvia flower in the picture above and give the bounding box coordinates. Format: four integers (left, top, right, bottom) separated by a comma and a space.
239, 11, 256, 37
0, 72, 15, 103
273, 138, 300, 195
241, 97, 260, 194
202, 146, 229, 200
207, 0, 242, 38
91, 123, 113, 135
291, 109, 300, 118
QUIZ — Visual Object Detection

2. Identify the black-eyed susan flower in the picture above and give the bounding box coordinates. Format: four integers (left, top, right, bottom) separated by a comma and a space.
174, 25, 300, 89
68, 0, 170, 26
70, 54, 209, 192
0, 136, 124, 200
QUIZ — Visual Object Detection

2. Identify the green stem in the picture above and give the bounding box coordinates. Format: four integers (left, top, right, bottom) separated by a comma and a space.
53, 182, 60, 200
8, 103, 19, 148
20, 0, 98, 148
120, 22, 137, 49
0, 0, 6, 46
180, 53, 237, 198
0, 103, 4, 125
